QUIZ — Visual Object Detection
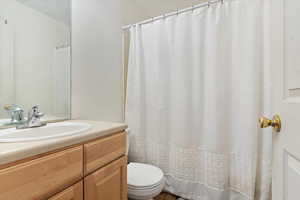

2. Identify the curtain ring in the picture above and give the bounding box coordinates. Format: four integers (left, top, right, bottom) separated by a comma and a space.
152, 17, 154, 23
176, 9, 179, 16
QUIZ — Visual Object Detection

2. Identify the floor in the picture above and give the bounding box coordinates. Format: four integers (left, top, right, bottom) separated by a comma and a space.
154, 192, 179, 200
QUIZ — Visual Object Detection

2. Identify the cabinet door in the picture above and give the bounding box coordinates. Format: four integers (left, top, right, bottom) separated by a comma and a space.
84, 156, 127, 200
49, 181, 83, 200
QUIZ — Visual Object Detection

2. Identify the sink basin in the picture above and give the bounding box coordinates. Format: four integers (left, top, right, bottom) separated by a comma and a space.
0, 122, 92, 143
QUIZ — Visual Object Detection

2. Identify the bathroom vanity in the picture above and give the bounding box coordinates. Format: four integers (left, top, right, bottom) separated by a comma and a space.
0, 120, 127, 200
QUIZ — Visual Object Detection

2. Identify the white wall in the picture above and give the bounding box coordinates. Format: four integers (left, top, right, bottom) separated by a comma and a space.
0, 0, 15, 118
0, 21, 14, 118
0, 1, 70, 118
63, 0, 207, 122
72, 0, 124, 122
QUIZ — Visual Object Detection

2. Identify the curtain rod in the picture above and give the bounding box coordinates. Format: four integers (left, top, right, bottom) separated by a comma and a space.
122, 0, 223, 31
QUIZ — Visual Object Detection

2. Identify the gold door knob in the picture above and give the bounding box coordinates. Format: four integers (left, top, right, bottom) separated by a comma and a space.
259, 115, 281, 133
4, 105, 12, 110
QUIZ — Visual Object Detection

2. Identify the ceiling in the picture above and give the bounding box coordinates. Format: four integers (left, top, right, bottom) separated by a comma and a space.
14, 0, 205, 26
133, 0, 206, 12
16, 0, 70, 25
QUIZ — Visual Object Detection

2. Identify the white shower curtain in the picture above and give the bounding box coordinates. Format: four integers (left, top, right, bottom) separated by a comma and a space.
126, 0, 272, 200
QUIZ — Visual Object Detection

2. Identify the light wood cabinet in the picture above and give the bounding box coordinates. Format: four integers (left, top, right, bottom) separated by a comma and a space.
84, 156, 127, 200
0, 132, 127, 200
0, 146, 83, 200
48, 181, 83, 200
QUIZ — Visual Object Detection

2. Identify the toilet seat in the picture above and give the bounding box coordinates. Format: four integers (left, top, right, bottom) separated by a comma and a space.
128, 162, 164, 188
128, 176, 164, 189
128, 163, 165, 200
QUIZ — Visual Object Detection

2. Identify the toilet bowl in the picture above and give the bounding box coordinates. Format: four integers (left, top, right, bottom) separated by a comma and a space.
128, 162, 165, 200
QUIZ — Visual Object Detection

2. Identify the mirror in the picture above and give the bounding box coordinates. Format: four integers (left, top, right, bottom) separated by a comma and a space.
0, 0, 71, 126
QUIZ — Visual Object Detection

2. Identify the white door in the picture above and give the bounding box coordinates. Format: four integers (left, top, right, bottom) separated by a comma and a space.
269, 0, 300, 199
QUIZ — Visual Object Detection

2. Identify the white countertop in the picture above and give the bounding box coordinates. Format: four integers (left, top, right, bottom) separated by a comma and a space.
0, 120, 127, 166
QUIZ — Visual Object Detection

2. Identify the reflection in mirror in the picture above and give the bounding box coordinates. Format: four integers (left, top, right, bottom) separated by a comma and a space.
0, 0, 71, 126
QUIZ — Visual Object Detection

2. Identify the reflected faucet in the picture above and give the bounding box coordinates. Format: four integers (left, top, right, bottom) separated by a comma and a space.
4, 104, 25, 124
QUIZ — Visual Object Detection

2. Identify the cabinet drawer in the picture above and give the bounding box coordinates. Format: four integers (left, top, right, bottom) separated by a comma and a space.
0, 146, 83, 200
49, 181, 83, 200
84, 132, 126, 174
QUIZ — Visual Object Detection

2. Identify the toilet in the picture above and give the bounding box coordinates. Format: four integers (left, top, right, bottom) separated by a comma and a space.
127, 162, 165, 200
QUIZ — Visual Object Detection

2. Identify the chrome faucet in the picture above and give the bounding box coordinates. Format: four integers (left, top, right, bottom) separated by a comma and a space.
4, 105, 47, 129
27, 105, 46, 128
17, 105, 47, 129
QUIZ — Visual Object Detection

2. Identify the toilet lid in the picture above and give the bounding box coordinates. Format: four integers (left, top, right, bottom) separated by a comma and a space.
128, 163, 164, 188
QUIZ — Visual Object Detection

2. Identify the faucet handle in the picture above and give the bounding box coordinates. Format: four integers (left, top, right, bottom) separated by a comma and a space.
29, 105, 44, 118
31, 105, 39, 112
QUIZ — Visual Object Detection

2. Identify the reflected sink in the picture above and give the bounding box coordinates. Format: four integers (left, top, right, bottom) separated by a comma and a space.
0, 122, 92, 143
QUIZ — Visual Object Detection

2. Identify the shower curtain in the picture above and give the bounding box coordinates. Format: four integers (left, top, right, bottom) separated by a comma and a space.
125, 0, 272, 200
